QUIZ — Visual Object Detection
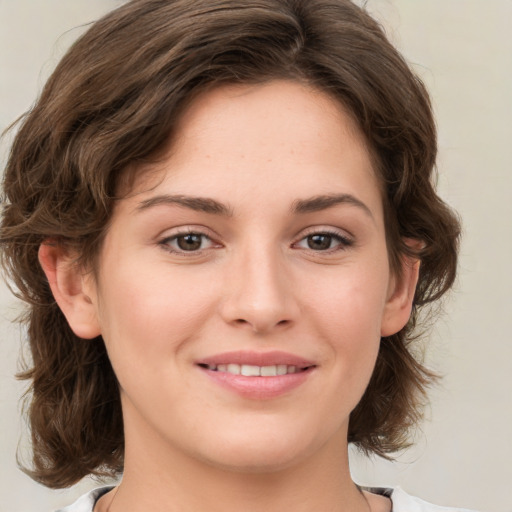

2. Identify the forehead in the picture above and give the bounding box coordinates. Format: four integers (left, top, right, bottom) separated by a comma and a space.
118, 80, 381, 214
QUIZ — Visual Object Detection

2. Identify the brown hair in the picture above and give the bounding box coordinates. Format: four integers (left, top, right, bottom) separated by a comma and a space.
1, 0, 460, 488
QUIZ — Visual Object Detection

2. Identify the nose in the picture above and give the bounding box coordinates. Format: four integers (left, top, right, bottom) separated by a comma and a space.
219, 244, 299, 334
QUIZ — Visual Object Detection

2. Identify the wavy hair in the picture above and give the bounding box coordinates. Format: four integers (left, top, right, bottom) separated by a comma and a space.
1, 0, 460, 488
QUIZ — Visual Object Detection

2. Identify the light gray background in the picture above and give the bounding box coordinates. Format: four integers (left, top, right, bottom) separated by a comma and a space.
1, 1, 510, 511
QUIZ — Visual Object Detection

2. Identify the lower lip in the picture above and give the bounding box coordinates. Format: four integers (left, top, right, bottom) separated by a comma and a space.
199, 366, 314, 400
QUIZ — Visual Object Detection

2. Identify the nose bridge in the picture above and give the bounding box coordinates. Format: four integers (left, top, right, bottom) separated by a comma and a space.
220, 237, 297, 333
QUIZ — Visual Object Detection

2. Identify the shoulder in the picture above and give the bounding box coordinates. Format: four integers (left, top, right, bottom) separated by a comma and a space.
54, 486, 114, 512
388, 487, 478, 512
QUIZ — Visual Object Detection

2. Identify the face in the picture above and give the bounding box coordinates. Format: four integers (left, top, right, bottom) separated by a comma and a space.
78, 81, 412, 474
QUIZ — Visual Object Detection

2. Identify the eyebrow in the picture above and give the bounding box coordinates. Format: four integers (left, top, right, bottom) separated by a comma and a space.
136, 192, 373, 219
292, 193, 374, 219
136, 194, 233, 216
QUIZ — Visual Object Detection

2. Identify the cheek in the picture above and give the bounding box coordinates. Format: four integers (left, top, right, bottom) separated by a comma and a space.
308, 260, 389, 334
96, 262, 215, 373
304, 265, 389, 386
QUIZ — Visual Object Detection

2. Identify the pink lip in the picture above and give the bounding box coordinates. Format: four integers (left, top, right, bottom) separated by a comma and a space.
196, 350, 316, 400
197, 350, 315, 368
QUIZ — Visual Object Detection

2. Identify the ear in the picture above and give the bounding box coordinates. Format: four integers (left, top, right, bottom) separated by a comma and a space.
380, 246, 421, 337
38, 240, 101, 339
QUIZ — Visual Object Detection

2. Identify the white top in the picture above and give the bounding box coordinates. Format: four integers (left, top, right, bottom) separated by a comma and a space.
55, 485, 477, 512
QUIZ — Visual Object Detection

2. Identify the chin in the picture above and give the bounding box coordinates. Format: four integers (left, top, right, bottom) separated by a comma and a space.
192, 424, 331, 475
200, 447, 307, 475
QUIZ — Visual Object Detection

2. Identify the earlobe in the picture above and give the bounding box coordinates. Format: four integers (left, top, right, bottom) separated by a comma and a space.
38, 241, 101, 339
380, 253, 420, 337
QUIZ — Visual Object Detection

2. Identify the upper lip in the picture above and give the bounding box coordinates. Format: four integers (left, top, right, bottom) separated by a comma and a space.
196, 350, 316, 369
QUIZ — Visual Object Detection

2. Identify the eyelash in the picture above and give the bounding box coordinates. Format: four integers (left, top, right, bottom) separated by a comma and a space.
158, 228, 354, 255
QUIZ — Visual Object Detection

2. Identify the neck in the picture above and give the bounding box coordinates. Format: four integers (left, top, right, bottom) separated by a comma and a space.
103, 424, 371, 512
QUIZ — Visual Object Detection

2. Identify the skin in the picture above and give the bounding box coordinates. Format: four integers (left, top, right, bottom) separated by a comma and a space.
40, 80, 419, 512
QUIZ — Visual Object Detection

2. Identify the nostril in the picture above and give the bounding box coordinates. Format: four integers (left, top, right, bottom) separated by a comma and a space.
233, 318, 290, 329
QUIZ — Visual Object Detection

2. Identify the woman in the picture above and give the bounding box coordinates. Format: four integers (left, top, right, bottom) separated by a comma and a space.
1, 0, 473, 511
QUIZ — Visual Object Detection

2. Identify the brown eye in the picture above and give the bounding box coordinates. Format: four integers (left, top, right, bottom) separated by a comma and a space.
176, 234, 204, 251
294, 231, 353, 252
307, 234, 335, 250
161, 232, 215, 253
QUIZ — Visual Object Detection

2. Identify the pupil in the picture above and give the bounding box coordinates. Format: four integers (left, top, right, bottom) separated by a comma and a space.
177, 234, 202, 251
308, 234, 332, 250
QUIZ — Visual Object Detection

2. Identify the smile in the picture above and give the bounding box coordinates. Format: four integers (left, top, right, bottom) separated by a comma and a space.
199, 363, 310, 376
196, 351, 316, 399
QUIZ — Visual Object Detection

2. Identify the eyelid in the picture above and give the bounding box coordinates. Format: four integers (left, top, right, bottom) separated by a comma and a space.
157, 224, 219, 240
298, 225, 354, 240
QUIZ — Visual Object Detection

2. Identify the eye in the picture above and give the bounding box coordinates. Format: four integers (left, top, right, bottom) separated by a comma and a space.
295, 231, 353, 252
160, 231, 216, 253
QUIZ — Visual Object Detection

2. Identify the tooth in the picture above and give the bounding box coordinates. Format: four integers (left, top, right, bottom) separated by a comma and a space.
277, 365, 287, 375
210, 363, 304, 376
261, 365, 277, 376
241, 364, 260, 377
227, 363, 241, 375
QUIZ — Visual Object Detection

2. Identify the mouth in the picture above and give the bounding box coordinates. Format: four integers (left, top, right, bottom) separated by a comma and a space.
195, 351, 316, 399
197, 363, 314, 377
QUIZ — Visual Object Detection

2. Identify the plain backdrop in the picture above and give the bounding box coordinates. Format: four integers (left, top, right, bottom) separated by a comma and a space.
0, 1, 511, 511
